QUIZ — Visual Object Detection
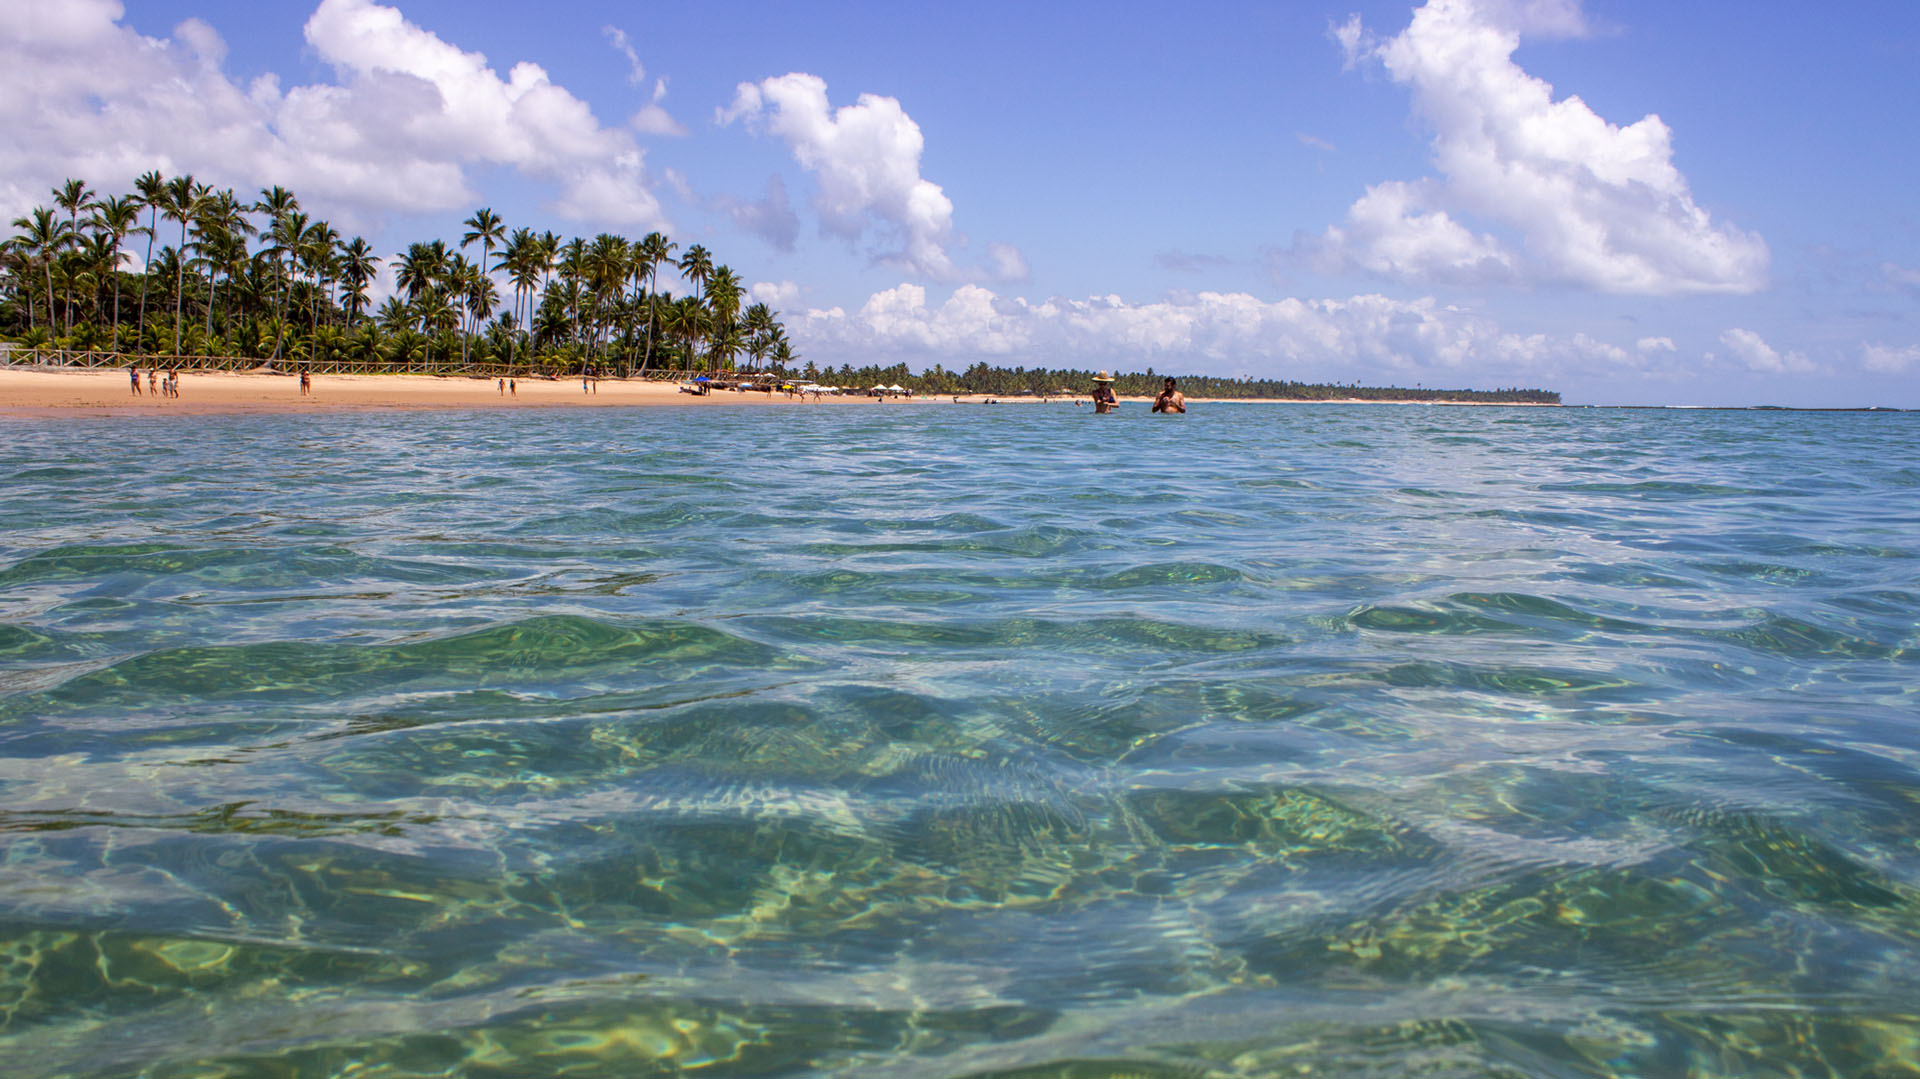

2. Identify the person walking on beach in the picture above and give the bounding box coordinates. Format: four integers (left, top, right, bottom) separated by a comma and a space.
1152, 377, 1186, 414
509, 379, 516, 397
130, 365, 141, 396
148, 369, 158, 395
499, 378, 505, 395
1091, 371, 1117, 413
299, 368, 311, 396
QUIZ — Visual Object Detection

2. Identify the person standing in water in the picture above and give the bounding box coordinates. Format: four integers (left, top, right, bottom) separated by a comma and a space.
1091, 371, 1117, 413
1152, 377, 1186, 413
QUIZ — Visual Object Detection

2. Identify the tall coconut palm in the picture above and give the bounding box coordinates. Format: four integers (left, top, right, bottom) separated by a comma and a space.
52, 179, 95, 336
194, 189, 256, 342
298, 221, 340, 359
704, 265, 742, 368
664, 295, 706, 370
396, 240, 446, 301
498, 228, 540, 366
199, 226, 251, 348
742, 301, 778, 369
89, 195, 141, 347
460, 208, 504, 365
10, 207, 69, 336
74, 230, 121, 331
677, 243, 712, 308
253, 186, 300, 355
159, 175, 206, 356
444, 253, 479, 355
463, 266, 499, 356
633, 231, 676, 375
338, 237, 379, 326
585, 233, 629, 368
132, 171, 165, 340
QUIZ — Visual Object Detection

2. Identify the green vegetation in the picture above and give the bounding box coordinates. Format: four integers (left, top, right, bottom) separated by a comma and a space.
798, 362, 1559, 404
0, 175, 790, 375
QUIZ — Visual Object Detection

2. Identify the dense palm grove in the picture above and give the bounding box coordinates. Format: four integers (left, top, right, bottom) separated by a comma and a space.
0, 175, 791, 375
2, 174, 1558, 402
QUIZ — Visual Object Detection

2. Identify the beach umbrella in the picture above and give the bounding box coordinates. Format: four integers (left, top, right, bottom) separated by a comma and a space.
888, 384, 906, 394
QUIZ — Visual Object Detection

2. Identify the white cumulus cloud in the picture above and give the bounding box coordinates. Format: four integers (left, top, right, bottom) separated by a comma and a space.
1720, 328, 1814, 374
0, 0, 669, 231
749, 280, 803, 310
722, 72, 1019, 283
1322, 0, 1767, 295
1863, 343, 1920, 373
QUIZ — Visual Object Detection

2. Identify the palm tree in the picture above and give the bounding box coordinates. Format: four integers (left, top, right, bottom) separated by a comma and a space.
585, 233, 629, 369
460, 208, 504, 365
10, 207, 68, 337
742, 301, 778, 369
704, 265, 742, 368
89, 195, 141, 347
74, 230, 121, 331
199, 226, 250, 348
254, 186, 300, 357
634, 231, 676, 375
375, 295, 413, 334
338, 237, 379, 326
298, 220, 339, 360
52, 179, 94, 336
677, 243, 712, 308
160, 175, 205, 356
463, 267, 499, 356
194, 189, 256, 342
396, 240, 447, 307
664, 295, 706, 370
132, 170, 165, 341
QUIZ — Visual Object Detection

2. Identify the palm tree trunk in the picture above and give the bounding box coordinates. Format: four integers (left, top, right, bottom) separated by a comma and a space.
137, 206, 157, 342
173, 222, 188, 357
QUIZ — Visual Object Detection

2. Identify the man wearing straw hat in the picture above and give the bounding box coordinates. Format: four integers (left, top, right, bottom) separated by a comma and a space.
1090, 370, 1117, 413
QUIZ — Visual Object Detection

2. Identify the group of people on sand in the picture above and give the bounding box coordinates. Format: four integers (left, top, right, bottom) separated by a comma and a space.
1088, 371, 1185, 414
498, 378, 518, 396
128, 364, 181, 399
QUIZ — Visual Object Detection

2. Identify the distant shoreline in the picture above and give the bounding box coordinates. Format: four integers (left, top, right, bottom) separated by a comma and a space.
1, 367, 1567, 416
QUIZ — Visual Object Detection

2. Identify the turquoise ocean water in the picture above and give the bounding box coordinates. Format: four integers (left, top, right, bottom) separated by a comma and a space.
1, 403, 1917, 1077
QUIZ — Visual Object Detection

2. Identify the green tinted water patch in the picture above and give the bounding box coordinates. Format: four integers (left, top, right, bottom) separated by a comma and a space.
1708, 610, 1908, 662
7, 615, 815, 721
1126, 787, 1420, 866
748, 614, 1285, 667
2, 543, 492, 595
1361, 659, 1646, 698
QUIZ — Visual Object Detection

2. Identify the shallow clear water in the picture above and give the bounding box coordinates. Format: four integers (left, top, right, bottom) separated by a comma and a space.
1, 403, 1917, 1078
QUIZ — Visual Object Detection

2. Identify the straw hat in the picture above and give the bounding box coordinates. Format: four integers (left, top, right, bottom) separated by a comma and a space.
1092, 370, 1114, 382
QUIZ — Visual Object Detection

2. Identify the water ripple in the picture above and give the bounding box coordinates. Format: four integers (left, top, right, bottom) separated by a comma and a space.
1, 405, 1917, 1077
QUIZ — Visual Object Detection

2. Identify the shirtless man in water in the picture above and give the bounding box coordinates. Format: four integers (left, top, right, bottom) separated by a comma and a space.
1152, 377, 1186, 413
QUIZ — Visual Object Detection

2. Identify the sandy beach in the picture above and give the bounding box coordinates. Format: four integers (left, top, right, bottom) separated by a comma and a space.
0, 367, 964, 416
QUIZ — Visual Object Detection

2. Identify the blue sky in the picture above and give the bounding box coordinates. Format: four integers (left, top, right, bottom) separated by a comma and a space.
5, 0, 1917, 405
